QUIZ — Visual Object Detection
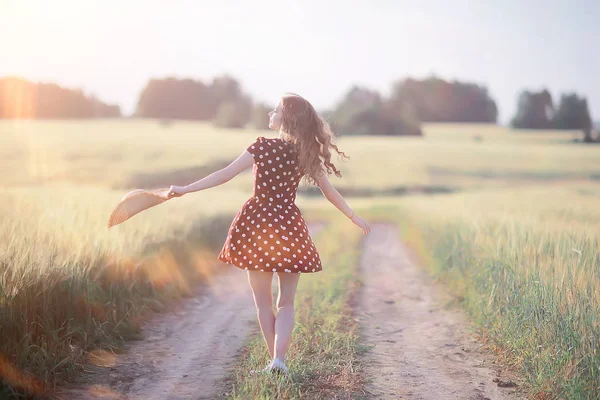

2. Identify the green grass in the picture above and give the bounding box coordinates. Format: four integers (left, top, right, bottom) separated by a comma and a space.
0, 185, 245, 398
226, 212, 367, 399
1, 120, 599, 191
2, 119, 600, 398
396, 185, 600, 399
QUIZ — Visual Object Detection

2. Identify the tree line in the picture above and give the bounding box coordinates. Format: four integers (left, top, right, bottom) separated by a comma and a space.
510, 89, 595, 140
134, 75, 499, 137
0, 77, 120, 119
0, 75, 595, 140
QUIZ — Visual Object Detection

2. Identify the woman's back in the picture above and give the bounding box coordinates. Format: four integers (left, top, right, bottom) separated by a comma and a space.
246, 136, 303, 206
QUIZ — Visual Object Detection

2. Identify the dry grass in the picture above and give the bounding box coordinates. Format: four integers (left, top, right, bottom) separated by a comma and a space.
1, 119, 599, 398
0, 185, 242, 398
1, 121, 598, 191
396, 184, 600, 398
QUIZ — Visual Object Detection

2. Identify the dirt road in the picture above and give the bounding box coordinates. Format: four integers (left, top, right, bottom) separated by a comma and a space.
57, 264, 255, 400
355, 223, 521, 400
58, 222, 521, 399
58, 223, 325, 400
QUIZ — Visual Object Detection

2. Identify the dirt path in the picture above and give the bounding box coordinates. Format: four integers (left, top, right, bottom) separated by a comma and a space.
57, 222, 325, 400
355, 223, 522, 400
57, 265, 255, 400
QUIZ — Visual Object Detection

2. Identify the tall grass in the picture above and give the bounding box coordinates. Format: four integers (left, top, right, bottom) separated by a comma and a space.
2, 119, 599, 398
397, 186, 600, 398
0, 187, 236, 398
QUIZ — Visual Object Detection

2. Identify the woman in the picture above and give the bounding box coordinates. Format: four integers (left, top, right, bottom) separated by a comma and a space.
168, 93, 371, 375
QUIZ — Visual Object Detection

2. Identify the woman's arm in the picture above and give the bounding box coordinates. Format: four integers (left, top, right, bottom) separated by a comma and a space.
316, 172, 353, 217
169, 151, 254, 196
316, 172, 371, 234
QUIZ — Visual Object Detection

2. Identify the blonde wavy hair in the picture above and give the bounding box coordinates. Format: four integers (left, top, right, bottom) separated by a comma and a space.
278, 93, 349, 186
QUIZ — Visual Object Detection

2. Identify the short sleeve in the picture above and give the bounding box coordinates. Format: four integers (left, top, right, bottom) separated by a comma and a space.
246, 136, 266, 159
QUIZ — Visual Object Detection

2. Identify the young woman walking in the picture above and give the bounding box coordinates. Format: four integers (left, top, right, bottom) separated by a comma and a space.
168, 93, 371, 374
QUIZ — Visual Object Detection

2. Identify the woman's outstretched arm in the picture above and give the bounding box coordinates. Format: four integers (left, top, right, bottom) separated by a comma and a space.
316, 172, 371, 235
169, 151, 254, 197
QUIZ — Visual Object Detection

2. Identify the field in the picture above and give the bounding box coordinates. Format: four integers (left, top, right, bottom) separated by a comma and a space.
1, 120, 599, 398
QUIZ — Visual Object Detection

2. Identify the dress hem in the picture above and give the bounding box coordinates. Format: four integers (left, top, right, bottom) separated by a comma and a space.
218, 256, 322, 274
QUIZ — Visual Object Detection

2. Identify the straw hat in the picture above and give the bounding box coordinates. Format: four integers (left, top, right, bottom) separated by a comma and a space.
108, 188, 172, 228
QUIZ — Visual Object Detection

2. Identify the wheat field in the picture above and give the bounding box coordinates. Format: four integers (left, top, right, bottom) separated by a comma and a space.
1, 119, 598, 398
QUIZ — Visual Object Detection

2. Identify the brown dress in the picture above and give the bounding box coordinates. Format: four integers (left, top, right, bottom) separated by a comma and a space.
218, 136, 323, 273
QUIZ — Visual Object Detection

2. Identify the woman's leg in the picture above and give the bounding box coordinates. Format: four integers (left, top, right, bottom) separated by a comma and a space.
247, 270, 276, 359
273, 272, 300, 361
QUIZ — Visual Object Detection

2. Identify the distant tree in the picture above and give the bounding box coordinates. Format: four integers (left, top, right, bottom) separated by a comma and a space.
135, 77, 213, 120
387, 99, 422, 136
135, 75, 254, 125
213, 96, 252, 128
0, 77, 120, 119
389, 77, 497, 123
250, 103, 273, 130
510, 89, 554, 129
553, 93, 592, 131
209, 75, 243, 107
511, 89, 596, 143
328, 86, 381, 135
328, 86, 422, 136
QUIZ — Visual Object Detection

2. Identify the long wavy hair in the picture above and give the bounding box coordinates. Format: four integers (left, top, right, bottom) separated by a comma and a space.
278, 93, 349, 186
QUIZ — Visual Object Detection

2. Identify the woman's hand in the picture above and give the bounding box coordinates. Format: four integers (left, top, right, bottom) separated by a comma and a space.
351, 214, 371, 235
167, 185, 187, 198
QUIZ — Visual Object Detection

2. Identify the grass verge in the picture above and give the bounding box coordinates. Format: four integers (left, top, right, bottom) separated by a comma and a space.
0, 190, 234, 399
395, 188, 600, 399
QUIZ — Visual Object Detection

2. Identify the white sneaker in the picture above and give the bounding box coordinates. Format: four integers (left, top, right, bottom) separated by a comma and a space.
249, 360, 273, 375
268, 357, 288, 375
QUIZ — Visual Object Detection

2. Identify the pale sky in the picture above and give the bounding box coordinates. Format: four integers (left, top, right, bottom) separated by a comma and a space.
1, 0, 598, 123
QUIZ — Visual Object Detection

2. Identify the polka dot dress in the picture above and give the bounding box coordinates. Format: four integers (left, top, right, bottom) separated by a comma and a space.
218, 136, 323, 274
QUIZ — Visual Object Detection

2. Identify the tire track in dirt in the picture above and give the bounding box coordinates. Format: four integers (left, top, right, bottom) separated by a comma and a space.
57, 222, 326, 400
355, 223, 522, 400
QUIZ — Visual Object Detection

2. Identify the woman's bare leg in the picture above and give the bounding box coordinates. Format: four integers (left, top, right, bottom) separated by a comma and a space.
273, 272, 300, 361
247, 270, 276, 359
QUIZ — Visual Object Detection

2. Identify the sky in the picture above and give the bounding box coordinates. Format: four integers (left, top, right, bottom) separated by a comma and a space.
1, 0, 598, 123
